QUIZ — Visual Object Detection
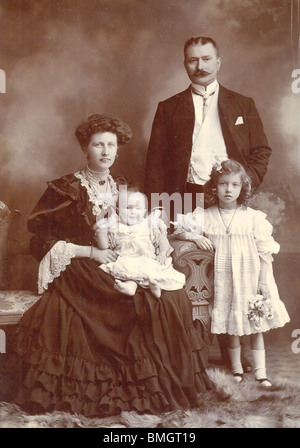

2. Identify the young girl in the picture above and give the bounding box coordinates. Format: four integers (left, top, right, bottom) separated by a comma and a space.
94, 188, 186, 298
173, 159, 290, 386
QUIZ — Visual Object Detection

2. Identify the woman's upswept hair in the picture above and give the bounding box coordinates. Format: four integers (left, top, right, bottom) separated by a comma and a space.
75, 114, 132, 151
204, 159, 252, 206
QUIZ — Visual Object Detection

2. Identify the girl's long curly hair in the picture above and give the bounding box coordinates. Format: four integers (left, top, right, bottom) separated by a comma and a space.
204, 159, 252, 207
75, 114, 132, 151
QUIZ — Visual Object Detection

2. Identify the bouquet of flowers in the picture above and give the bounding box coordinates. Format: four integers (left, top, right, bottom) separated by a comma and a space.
247, 294, 275, 329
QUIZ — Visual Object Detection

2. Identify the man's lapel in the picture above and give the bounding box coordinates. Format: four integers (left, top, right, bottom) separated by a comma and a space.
218, 85, 235, 131
176, 87, 194, 114
173, 88, 195, 157
218, 84, 244, 162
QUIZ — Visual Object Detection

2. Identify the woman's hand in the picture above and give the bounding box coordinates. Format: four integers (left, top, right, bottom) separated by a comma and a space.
91, 247, 118, 264
194, 236, 214, 251
107, 230, 117, 249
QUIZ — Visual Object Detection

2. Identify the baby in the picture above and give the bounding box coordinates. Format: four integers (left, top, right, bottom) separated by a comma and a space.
94, 188, 185, 298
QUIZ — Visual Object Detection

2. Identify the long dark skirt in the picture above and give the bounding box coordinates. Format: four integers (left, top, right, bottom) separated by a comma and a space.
2, 258, 211, 417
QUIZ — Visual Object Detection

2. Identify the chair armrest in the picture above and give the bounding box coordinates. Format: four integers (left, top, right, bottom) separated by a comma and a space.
168, 235, 214, 323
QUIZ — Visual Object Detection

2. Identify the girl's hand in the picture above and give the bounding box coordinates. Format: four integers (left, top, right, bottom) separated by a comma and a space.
194, 236, 214, 251
91, 247, 118, 264
257, 281, 269, 297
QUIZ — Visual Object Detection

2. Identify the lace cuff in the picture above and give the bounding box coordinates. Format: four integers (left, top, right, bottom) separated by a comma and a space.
38, 241, 78, 294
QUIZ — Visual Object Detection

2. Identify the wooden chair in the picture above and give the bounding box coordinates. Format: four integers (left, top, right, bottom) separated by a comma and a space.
0, 202, 40, 326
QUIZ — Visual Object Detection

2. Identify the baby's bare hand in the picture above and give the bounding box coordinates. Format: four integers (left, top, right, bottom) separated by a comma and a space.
156, 254, 167, 265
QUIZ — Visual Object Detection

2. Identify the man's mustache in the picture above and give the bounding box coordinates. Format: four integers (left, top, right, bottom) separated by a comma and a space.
194, 70, 211, 76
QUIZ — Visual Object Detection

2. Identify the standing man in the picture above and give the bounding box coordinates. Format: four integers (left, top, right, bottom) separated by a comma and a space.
144, 36, 272, 370
145, 36, 271, 204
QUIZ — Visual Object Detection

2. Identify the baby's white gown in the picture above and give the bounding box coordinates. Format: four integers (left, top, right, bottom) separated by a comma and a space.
99, 215, 186, 291
174, 205, 290, 335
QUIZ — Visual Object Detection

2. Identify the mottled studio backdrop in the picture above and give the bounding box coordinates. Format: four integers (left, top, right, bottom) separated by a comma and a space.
0, 0, 299, 293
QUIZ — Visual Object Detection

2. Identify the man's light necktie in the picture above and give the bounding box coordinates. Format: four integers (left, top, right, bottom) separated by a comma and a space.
191, 87, 215, 122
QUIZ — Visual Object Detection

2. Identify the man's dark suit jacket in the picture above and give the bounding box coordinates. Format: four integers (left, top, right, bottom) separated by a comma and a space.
144, 85, 271, 197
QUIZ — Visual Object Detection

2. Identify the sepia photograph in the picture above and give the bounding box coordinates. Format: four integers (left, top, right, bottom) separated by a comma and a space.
0, 0, 299, 432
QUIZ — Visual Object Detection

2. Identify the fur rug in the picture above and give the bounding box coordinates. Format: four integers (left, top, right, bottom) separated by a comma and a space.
1, 368, 300, 428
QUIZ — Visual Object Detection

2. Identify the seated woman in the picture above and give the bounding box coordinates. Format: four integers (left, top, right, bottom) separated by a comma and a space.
3, 114, 211, 417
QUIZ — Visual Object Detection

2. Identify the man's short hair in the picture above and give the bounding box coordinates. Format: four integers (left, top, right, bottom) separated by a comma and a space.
184, 36, 219, 57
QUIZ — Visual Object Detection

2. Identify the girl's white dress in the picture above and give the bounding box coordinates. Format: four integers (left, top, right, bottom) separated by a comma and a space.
174, 205, 290, 335
98, 215, 186, 292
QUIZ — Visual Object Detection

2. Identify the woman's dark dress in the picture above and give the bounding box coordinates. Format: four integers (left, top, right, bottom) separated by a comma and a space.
6, 174, 211, 417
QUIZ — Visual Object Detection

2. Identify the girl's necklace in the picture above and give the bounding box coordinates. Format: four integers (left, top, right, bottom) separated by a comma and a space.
218, 205, 238, 235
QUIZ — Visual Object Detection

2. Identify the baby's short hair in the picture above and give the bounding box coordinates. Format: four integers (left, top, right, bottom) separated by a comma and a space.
118, 187, 148, 209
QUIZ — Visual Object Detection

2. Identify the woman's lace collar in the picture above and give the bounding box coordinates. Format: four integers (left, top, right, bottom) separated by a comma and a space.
75, 168, 118, 216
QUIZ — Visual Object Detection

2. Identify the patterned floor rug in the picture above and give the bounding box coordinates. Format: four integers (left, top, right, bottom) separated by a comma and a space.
0, 368, 299, 428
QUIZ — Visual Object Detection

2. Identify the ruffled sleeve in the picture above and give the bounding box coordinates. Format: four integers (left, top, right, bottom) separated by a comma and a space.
172, 207, 204, 238
252, 209, 280, 261
38, 241, 78, 293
